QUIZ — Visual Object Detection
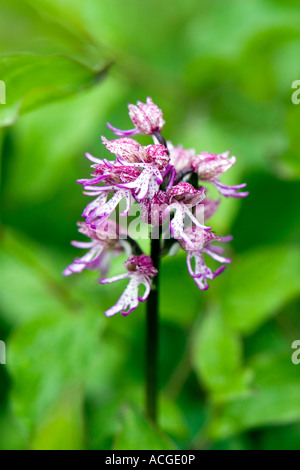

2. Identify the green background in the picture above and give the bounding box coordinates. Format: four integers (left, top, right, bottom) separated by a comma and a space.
0, 0, 300, 450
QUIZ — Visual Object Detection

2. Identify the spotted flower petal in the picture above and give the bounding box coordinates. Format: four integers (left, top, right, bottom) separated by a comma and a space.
167, 182, 206, 207
100, 255, 157, 316
211, 178, 249, 198
118, 166, 164, 201
179, 226, 231, 290
166, 201, 211, 248
186, 251, 226, 290
63, 221, 123, 277
85, 189, 132, 227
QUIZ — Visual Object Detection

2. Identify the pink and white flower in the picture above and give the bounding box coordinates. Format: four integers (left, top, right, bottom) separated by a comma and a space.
169, 143, 195, 174
191, 151, 249, 198
107, 97, 165, 137
100, 255, 158, 316
63, 221, 124, 277
179, 227, 232, 290
140, 191, 169, 226
164, 183, 210, 248
64, 96, 249, 316
116, 144, 170, 201
191, 151, 236, 181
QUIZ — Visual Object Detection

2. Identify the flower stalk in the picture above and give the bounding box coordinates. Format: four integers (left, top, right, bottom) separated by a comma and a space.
146, 227, 161, 424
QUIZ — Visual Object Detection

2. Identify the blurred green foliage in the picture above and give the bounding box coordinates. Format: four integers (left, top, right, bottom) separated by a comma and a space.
0, 0, 300, 450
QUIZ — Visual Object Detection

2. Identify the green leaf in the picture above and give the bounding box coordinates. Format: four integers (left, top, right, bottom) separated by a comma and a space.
6, 74, 126, 203
114, 405, 176, 450
0, 409, 27, 450
160, 396, 189, 440
31, 390, 84, 450
0, 53, 110, 127
219, 246, 300, 334
208, 352, 300, 440
160, 254, 206, 326
8, 311, 107, 429
0, 232, 72, 324
192, 309, 252, 402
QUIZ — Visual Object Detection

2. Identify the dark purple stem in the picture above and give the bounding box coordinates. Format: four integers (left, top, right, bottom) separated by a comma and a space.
146, 229, 160, 424
153, 130, 169, 154
145, 131, 169, 424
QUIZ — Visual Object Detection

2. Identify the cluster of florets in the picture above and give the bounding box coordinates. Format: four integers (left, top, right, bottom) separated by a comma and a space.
64, 98, 248, 317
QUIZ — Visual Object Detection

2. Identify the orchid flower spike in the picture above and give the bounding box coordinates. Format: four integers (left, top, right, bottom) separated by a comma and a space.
64, 96, 249, 317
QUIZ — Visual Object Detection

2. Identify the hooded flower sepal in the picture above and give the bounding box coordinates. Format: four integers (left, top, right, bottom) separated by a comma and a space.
100, 255, 158, 317
107, 97, 165, 137
169, 143, 195, 174
191, 151, 236, 181
191, 151, 249, 198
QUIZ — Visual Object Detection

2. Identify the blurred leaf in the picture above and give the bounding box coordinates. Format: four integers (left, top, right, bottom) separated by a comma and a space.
160, 396, 189, 440
0, 53, 110, 127
0, 234, 72, 324
31, 389, 84, 450
0, 409, 27, 450
160, 254, 205, 326
7, 309, 109, 430
219, 246, 300, 334
231, 175, 300, 251
4, 74, 126, 203
0, 0, 97, 64
192, 309, 252, 402
24, 0, 99, 40
208, 352, 300, 440
114, 405, 176, 450
85, 397, 121, 450
259, 422, 300, 451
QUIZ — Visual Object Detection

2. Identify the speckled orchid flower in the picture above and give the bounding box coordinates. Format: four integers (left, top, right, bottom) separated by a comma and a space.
115, 144, 171, 202
179, 227, 232, 290
64, 96, 248, 317
169, 143, 195, 174
164, 182, 210, 248
191, 151, 249, 198
100, 255, 158, 317
63, 220, 124, 277
107, 97, 165, 137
